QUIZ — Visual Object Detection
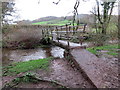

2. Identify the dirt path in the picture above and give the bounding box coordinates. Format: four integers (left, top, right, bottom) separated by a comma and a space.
33, 58, 96, 88
16, 81, 65, 88
98, 52, 119, 88
50, 59, 95, 88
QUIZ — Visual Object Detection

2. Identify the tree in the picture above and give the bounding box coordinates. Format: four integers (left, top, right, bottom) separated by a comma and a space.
91, 0, 116, 35
1, 1, 15, 25
53, 0, 80, 34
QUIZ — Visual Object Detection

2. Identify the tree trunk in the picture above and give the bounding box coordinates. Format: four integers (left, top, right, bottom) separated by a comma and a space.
101, 24, 107, 35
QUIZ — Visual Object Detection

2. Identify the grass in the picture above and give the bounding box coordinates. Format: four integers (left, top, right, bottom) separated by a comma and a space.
3, 57, 53, 76
87, 44, 118, 56
32, 20, 54, 25
32, 20, 77, 26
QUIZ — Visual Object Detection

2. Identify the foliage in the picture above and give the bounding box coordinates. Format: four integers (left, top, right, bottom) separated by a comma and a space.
88, 33, 110, 46
3, 57, 53, 76
40, 37, 52, 45
70, 38, 79, 43
4, 73, 39, 88
13, 72, 38, 84
2, 25, 44, 49
87, 44, 118, 56
107, 23, 118, 33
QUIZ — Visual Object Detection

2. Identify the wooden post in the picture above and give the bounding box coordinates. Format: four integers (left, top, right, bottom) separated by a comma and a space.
56, 27, 59, 42
61, 26, 62, 31
69, 26, 71, 31
42, 28, 44, 38
60, 26, 62, 39
68, 26, 70, 47
73, 24, 75, 35
69, 26, 71, 39
66, 24, 69, 47
51, 27, 53, 40
83, 24, 87, 33
47, 27, 49, 38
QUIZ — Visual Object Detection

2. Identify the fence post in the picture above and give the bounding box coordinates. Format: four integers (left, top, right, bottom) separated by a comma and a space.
61, 26, 62, 31
66, 24, 69, 47
51, 27, 53, 40
42, 28, 44, 38
69, 26, 71, 39
47, 26, 49, 38
83, 24, 87, 33
56, 26, 59, 42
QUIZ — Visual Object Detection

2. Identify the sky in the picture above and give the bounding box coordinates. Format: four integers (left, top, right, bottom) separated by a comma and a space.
13, 0, 118, 21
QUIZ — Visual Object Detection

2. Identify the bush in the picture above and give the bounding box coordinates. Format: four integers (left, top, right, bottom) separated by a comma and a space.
88, 34, 110, 46
2, 25, 43, 49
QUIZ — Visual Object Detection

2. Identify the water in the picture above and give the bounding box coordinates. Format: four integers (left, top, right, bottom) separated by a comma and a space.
2, 46, 65, 66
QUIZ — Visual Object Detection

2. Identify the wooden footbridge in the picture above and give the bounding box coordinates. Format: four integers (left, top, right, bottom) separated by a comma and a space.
40, 23, 88, 47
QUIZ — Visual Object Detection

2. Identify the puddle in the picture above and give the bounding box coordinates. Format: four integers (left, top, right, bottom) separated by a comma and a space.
2, 46, 65, 66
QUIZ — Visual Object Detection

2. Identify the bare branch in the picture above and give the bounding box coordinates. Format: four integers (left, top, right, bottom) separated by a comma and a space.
53, 0, 61, 5
107, 2, 115, 23
96, 0, 103, 24
90, 11, 97, 16
38, 0, 40, 4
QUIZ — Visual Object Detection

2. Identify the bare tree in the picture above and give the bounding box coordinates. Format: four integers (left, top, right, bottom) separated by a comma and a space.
1, 1, 15, 25
91, 0, 116, 35
52, 0, 80, 34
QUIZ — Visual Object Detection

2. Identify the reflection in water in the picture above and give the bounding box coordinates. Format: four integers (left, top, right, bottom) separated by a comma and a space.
2, 46, 65, 66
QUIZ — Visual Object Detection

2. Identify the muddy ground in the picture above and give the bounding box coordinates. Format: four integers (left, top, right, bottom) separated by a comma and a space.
98, 51, 119, 88
32, 58, 96, 88
2, 58, 96, 88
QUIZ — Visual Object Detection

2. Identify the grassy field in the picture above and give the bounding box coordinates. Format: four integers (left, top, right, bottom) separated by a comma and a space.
3, 57, 53, 76
32, 20, 77, 26
87, 44, 118, 56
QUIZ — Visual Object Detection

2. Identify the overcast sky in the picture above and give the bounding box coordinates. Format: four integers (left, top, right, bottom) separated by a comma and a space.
14, 0, 118, 21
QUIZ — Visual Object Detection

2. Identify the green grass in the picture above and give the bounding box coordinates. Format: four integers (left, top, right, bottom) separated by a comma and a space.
32, 20, 55, 25
107, 52, 118, 56
87, 44, 118, 56
3, 57, 53, 76
32, 20, 77, 26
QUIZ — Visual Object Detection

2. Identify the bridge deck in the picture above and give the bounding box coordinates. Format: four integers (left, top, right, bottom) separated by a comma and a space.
53, 40, 88, 47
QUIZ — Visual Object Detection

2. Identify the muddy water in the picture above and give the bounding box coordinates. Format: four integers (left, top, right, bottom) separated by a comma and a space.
2, 46, 65, 66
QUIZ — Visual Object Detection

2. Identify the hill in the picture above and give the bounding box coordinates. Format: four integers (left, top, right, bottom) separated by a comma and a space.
31, 14, 92, 26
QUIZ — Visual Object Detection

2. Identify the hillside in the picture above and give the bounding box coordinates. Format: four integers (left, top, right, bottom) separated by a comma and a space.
32, 20, 75, 26
16, 14, 117, 26
31, 14, 93, 26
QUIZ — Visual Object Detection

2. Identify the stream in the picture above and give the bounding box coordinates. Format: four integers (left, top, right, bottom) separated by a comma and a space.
2, 46, 65, 66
